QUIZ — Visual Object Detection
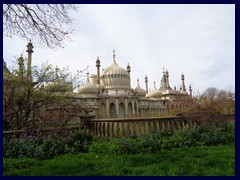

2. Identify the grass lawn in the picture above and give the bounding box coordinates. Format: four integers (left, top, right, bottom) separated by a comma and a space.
4, 144, 235, 176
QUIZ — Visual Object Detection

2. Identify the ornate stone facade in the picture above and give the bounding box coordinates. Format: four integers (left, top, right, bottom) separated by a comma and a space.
4, 42, 195, 120
76, 50, 195, 119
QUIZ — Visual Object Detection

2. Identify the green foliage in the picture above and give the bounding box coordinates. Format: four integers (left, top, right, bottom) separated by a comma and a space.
3, 158, 41, 172
4, 129, 93, 160
89, 122, 235, 155
4, 122, 234, 160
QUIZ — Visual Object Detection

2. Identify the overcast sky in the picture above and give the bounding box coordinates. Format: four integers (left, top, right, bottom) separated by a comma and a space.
3, 4, 235, 95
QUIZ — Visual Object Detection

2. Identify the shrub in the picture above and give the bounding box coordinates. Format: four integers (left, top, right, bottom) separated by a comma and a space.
89, 122, 235, 155
4, 129, 93, 159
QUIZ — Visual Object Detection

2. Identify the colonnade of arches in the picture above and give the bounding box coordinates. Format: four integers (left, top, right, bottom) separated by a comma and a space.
100, 101, 137, 118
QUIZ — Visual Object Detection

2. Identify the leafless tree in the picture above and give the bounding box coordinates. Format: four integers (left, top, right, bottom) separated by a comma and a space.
202, 87, 219, 103
3, 4, 79, 49
196, 87, 235, 114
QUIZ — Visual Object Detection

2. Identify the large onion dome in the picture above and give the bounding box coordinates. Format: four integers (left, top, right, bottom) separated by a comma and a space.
100, 50, 131, 90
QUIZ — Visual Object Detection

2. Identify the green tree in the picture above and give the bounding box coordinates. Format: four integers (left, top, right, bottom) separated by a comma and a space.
3, 60, 85, 131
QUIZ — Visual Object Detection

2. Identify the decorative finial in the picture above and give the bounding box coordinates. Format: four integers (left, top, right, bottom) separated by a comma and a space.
86, 71, 89, 78
113, 49, 115, 59
26, 40, 34, 53
145, 75, 148, 81
127, 63, 131, 73
162, 67, 165, 73
96, 56, 101, 66
153, 81, 156, 88
137, 78, 139, 85
165, 69, 169, 77
189, 84, 192, 90
181, 73, 185, 80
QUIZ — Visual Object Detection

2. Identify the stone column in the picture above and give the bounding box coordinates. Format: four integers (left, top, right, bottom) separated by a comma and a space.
106, 98, 109, 118
115, 98, 119, 118
132, 99, 135, 116
125, 98, 128, 117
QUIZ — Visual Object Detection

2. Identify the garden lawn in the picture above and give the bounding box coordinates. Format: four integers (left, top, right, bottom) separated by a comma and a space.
4, 144, 235, 176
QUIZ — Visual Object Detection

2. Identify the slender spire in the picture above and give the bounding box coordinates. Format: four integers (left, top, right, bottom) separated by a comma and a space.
181, 73, 186, 93
165, 69, 169, 89
96, 57, 101, 84
26, 40, 34, 81
145, 75, 148, 93
189, 85, 192, 97
55, 66, 60, 83
113, 49, 116, 63
18, 55, 24, 78
153, 81, 156, 89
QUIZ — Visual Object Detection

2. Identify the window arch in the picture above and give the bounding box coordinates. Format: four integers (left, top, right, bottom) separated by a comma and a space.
110, 103, 117, 118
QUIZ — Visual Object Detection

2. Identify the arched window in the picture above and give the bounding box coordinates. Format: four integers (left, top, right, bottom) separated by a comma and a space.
110, 103, 117, 118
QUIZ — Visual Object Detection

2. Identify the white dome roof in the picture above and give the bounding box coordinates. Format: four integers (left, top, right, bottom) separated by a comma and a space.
78, 78, 98, 96
135, 81, 146, 97
100, 51, 131, 90
148, 82, 162, 98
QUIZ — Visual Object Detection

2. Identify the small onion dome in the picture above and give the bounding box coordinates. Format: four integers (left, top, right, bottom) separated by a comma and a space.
135, 86, 146, 97
148, 81, 162, 98
78, 78, 98, 95
135, 79, 146, 97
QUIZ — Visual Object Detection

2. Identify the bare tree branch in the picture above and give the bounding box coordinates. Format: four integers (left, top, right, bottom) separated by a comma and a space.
3, 4, 79, 49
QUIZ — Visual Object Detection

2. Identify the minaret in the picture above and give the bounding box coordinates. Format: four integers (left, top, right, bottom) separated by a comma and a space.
189, 85, 192, 97
26, 40, 34, 81
127, 63, 131, 74
54, 66, 60, 83
165, 69, 169, 89
96, 57, 101, 84
18, 55, 24, 78
145, 75, 148, 93
181, 73, 186, 93
160, 68, 167, 91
